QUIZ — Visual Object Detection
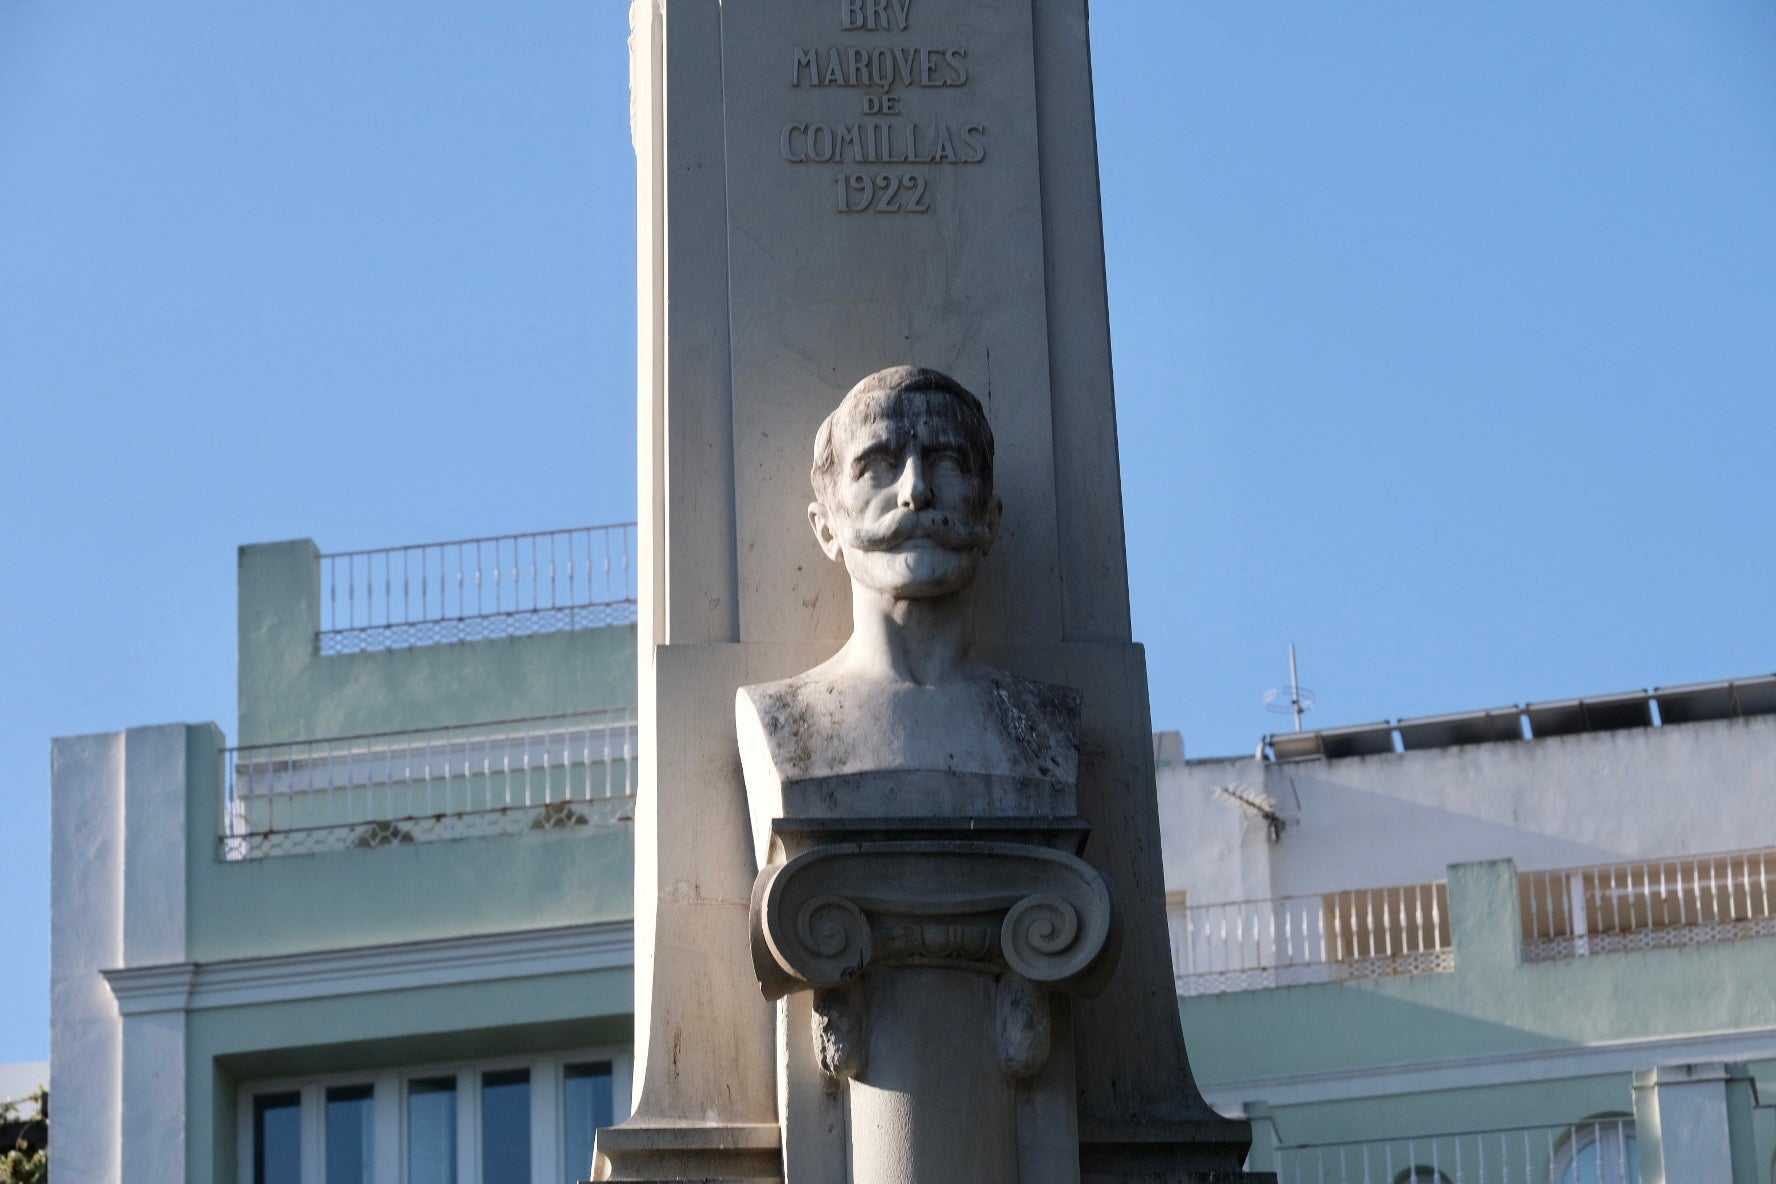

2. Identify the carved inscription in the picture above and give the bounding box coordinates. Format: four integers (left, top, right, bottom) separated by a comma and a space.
783, 0, 986, 214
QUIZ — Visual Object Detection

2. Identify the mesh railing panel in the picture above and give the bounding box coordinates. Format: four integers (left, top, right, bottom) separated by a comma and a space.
221, 709, 637, 861
220, 796, 634, 860
319, 602, 637, 655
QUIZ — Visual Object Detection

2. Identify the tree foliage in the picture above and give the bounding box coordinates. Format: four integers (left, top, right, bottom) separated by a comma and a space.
0, 1087, 46, 1184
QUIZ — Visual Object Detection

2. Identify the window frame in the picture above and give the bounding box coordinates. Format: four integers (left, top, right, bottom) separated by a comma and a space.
237, 1047, 632, 1184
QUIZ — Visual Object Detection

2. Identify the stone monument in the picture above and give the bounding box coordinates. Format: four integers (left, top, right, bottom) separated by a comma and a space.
738, 365, 1115, 1182
595, 0, 1264, 1181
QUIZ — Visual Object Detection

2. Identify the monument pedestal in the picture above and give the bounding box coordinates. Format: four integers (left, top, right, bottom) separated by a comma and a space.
752, 820, 1114, 1184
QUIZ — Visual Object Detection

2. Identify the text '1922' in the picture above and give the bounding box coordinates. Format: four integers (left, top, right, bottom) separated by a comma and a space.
835, 172, 931, 214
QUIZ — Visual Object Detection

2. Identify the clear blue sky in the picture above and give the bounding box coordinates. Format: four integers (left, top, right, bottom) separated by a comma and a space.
3, 2, 1772, 1064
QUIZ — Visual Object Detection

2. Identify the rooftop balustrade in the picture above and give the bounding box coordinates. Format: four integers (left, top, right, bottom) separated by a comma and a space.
317, 522, 637, 654
220, 708, 637, 859
1521, 847, 1776, 961
1171, 882, 1453, 997
1175, 844, 1776, 997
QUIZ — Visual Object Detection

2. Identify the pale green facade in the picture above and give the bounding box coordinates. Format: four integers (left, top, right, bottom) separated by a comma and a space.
237, 539, 636, 746
52, 535, 642, 1184
1185, 860, 1776, 1177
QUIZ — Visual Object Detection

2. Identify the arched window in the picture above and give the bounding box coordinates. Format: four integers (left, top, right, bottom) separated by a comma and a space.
1553, 1117, 1638, 1184
1392, 1167, 1451, 1184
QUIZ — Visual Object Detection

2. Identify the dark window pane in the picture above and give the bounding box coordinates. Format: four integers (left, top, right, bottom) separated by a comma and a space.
561, 1063, 613, 1184
407, 1077, 457, 1184
254, 1092, 302, 1184
481, 1069, 531, 1184
325, 1084, 374, 1184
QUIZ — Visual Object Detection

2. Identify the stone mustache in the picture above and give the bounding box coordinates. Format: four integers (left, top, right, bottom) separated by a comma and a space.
738, 366, 1119, 1184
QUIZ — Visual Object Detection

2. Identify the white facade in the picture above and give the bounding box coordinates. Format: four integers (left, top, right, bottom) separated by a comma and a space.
1158, 675, 1776, 1182
1162, 683, 1776, 908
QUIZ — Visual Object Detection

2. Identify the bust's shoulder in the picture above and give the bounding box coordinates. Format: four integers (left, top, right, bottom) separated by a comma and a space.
976, 666, 1081, 772
980, 668, 1081, 735
737, 672, 826, 735
736, 670, 859, 786
738, 665, 1076, 728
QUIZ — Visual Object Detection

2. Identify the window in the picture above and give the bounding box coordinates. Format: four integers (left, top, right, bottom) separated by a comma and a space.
1553, 1119, 1637, 1184
1392, 1169, 1450, 1184
254, 1092, 302, 1184
561, 1062, 614, 1184
326, 1085, 375, 1184
241, 1051, 629, 1184
407, 1077, 457, 1184
479, 1070, 529, 1184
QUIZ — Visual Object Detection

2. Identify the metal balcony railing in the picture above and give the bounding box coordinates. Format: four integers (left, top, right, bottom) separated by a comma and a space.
318, 523, 637, 654
1170, 880, 1453, 997
1521, 847, 1776, 961
1271, 1116, 1637, 1184
1173, 843, 1776, 997
220, 709, 638, 859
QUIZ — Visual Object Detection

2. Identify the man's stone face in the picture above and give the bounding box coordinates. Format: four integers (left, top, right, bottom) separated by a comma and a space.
811, 386, 1000, 600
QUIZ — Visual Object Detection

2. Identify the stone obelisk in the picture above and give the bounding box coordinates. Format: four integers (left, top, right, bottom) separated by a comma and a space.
595, 1, 1261, 1180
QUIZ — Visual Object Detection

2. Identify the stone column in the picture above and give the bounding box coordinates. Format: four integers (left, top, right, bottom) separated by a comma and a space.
752, 828, 1116, 1184
1632, 1061, 1761, 1184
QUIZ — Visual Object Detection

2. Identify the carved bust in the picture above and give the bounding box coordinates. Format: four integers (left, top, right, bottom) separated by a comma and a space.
737, 366, 1081, 861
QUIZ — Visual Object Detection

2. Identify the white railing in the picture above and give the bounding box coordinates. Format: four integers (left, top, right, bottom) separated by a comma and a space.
1521, 847, 1776, 961
1172, 881, 1452, 996
1272, 1116, 1637, 1184
221, 709, 638, 859
318, 523, 637, 654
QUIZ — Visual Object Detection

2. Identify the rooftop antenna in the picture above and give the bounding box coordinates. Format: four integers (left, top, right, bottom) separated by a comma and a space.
1262, 643, 1315, 732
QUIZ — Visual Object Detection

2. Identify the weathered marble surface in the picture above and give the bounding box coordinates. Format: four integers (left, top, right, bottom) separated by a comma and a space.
734, 368, 1113, 1184
739, 668, 1081, 858
735, 366, 1075, 859
608, 0, 1261, 1177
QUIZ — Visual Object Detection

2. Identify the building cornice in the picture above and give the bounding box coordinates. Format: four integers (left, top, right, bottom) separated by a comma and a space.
100, 963, 196, 1015
103, 920, 633, 1015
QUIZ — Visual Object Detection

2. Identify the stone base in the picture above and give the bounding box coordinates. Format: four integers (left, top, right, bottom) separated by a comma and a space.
592, 1120, 783, 1183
